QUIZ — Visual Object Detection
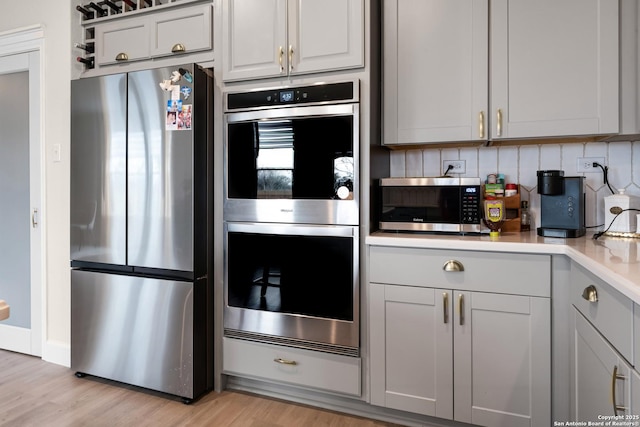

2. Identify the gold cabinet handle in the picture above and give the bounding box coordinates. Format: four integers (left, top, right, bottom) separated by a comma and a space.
171, 43, 186, 54
443, 292, 449, 324
274, 358, 297, 366
115, 52, 129, 61
458, 294, 465, 326
582, 285, 598, 303
278, 46, 284, 72
479, 111, 485, 139
496, 108, 503, 137
611, 365, 627, 415
288, 45, 294, 72
443, 260, 464, 272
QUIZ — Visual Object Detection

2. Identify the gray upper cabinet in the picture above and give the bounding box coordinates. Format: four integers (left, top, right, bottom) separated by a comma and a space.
221, 0, 364, 82
383, 0, 488, 145
383, 0, 620, 145
490, 0, 618, 140
88, 2, 213, 71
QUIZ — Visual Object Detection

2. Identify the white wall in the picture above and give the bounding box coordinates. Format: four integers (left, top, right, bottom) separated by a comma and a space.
390, 140, 640, 232
0, 0, 72, 365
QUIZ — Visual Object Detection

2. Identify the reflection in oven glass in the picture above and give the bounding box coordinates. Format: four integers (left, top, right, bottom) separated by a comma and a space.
227, 231, 354, 321
227, 116, 354, 200
256, 120, 293, 199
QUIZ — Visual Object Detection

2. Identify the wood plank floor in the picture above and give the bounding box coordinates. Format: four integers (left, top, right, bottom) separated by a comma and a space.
0, 350, 401, 426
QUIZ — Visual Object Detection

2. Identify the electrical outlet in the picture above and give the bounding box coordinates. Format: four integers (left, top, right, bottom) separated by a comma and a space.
443, 160, 466, 174
576, 157, 605, 173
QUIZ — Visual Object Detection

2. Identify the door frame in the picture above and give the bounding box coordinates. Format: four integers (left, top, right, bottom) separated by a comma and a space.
0, 25, 45, 357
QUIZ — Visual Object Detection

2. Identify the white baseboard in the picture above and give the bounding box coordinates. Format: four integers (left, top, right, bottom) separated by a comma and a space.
0, 324, 31, 354
42, 339, 70, 367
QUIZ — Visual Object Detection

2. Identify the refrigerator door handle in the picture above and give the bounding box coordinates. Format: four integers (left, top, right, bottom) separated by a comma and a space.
32, 208, 38, 228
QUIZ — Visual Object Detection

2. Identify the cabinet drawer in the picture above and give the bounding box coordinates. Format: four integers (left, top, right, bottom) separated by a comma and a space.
223, 337, 361, 396
571, 262, 633, 362
369, 246, 550, 297
95, 20, 150, 66
150, 5, 212, 58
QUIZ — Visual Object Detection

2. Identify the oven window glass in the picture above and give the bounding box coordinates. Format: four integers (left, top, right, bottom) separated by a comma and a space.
227, 231, 354, 321
381, 186, 461, 223
256, 120, 293, 198
227, 115, 354, 200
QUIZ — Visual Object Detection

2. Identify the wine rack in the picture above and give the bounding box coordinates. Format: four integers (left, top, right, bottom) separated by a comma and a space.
76, 0, 202, 23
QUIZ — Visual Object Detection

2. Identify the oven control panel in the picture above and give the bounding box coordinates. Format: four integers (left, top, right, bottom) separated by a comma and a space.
226, 81, 357, 111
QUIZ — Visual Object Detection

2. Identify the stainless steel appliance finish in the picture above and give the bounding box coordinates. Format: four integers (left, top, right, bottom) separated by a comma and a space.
223, 81, 360, 226
224, 222, 359, 356
70, 74, 127, 265
127, 69, 194, 272
379, 177, 483, 233
71, 270, 195, 397
70, 64, 213, 401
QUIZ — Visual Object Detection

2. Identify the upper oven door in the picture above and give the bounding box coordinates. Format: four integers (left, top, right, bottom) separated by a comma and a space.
224, 104, 359, 225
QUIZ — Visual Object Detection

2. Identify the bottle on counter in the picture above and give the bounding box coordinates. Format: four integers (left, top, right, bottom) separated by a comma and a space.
521, 200, 531, 232
484, 199, 505, 239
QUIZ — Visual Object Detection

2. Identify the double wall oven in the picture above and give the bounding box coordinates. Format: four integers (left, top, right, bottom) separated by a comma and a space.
223, 81, 360, 357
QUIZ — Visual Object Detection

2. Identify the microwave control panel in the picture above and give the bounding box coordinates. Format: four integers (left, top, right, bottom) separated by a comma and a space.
461, 186, 481, 224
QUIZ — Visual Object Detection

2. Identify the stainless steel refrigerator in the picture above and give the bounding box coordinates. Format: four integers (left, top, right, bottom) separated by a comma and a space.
70, 64, 213, 402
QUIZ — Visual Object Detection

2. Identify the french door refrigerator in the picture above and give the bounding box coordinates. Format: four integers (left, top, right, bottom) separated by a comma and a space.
70, 64, 213, 402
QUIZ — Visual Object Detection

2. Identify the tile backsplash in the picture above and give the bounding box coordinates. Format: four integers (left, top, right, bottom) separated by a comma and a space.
389, 140, 640, 230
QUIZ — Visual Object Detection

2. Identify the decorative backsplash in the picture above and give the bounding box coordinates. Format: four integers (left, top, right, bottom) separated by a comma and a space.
389, 140, 640, 230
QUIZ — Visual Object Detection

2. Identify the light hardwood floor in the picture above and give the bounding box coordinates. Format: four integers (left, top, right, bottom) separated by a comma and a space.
0, 350, 401, 426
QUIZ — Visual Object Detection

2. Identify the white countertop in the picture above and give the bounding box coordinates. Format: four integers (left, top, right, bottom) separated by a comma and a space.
366, 230, 640, 305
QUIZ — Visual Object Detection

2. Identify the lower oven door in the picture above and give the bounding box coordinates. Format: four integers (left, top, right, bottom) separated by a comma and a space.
224, 222, 359, 357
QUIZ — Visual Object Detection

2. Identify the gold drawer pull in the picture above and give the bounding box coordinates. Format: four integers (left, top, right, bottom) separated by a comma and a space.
443, 292, 449, 324
443, 260, 464, 272
115, 52, 129, 61
288, 45, 294, 72
458, 294, 465, 326
582, 285, 598, 303
611, 365, 627, 415
171, 43, 186, 53
274, 358, 297, 366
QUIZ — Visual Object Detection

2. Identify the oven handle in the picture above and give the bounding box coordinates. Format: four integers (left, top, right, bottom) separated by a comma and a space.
225, 103, 358, 123
226, 222, 357, 238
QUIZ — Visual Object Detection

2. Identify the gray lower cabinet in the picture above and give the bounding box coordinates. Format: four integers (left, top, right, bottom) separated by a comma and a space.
570, 262, 640, 420
572, 309, 632, 419
369, 246, 551, 426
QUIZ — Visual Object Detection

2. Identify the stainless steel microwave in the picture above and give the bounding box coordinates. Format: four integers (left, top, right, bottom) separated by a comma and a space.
379, 177, 482, 233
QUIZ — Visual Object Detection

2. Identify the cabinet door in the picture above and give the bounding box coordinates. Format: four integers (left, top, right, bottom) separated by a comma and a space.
632, 369, 640, 418
573, 309, 631, 421
95, 19, 150, 66
221, 0, 287, 81
383, 0, 488, 145
288, 0, 364, 75
369, 284, 453, 418
150, 4, 212, 58
454, 292, 550, 427
490, 0, 619, 139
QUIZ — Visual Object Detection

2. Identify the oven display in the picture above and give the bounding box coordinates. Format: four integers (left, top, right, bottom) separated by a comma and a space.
279, 90, 294, 102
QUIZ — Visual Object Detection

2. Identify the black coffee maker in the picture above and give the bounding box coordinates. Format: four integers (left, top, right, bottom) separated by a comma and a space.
537, 170, 586, 238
